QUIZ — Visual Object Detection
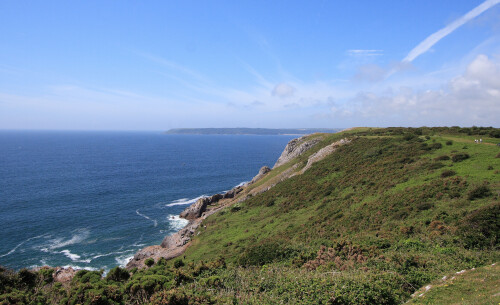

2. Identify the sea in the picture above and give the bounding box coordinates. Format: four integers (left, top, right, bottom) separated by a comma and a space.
0, 131, 296, 272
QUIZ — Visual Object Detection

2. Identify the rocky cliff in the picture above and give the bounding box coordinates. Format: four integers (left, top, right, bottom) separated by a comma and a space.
273, 136, 321, 168
127, 133, 345, 269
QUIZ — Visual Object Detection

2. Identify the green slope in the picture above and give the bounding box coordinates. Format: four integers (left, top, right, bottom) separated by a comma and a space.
1, 127, 499, 304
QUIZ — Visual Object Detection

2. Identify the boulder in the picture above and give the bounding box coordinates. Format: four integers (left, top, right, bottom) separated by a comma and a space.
53, 267, 77, 285
250, 166, 271, 184
180, 197, 208, 219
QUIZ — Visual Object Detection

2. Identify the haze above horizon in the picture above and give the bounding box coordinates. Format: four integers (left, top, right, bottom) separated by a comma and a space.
1, 1, 500, 130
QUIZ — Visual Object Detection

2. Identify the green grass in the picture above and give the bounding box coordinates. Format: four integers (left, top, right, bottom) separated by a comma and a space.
1, 127, 499, 304
407, 263, 500, 305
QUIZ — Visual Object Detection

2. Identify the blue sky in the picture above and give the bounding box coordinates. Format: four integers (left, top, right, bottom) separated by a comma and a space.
1, 0, 499, 130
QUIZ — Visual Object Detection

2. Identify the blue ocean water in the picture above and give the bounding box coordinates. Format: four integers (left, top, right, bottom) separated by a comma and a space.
0, 131, 295, 271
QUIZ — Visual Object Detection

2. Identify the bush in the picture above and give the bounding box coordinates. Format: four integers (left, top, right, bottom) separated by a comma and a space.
238, 240, 297, 266
174, 259, 185, 269
467, 185, 492, 200
403, 133, 416, 141
73, 270, 102, 284
428, 162, 444, 170
489, 130, 500, 138
434, 155, 450, 161
430, 142, 442, 149
458, 202, 499, 249
18, 269, 36, 288
441, 170, 456, 178
145, 258, 155, 267
446, 140, 453, 145
149, 289, 189, 305
105, 266, 130, 282
452, 153, 470, 162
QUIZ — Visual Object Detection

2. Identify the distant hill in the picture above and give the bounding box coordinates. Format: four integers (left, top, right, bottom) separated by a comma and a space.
165, 128, 342, 135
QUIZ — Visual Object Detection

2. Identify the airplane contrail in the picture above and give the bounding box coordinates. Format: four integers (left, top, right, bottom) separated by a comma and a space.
403, 0, 500, 63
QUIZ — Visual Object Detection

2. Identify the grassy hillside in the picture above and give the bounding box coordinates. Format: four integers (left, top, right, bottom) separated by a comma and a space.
1, 127, 499, 304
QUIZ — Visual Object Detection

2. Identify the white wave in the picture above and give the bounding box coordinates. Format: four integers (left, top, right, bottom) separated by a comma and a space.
62, 265, 99, 271
167, 214, 189, 231
91, 249, 134, 260
165, 195, 206, 207
234, 181, 249, 188
115, 254, 134, 268
0, 234, 49, 258
61, 249, 92, 263
135, 209, 158, 227
48, 229, 90, 250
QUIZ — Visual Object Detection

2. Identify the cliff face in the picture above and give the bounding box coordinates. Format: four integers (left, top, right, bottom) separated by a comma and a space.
273, 136, 321, 168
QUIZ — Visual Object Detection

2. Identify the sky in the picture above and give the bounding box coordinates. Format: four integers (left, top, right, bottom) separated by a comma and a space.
1, 0, 500, 130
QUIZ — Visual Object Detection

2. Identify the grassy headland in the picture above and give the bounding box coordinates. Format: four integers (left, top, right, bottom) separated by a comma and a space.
1, 127, 499, 304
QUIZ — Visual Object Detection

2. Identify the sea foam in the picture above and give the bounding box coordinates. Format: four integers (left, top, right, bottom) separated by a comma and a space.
135, 209, 158, 227
166, 195, 206, 207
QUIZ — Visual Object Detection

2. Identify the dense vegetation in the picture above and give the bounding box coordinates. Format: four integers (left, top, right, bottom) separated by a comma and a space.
1, 127, 499, 304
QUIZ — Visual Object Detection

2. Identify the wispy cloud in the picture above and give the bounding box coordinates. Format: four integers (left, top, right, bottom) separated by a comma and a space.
137, 52, 208, 82
403, 0, 500, 62
347, 49, 383, 57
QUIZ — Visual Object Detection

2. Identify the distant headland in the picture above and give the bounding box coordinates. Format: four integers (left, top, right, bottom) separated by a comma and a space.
165, 128, 342, 135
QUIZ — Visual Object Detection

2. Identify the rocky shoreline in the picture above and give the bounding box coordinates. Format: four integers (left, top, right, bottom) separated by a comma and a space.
125, 134, 343, 269
29, 133, 350, 282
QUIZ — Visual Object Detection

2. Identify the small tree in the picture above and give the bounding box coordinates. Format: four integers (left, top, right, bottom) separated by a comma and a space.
145, 258, 154, 267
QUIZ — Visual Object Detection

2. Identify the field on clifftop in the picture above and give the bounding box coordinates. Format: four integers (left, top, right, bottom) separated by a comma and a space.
1, 127, 499, 304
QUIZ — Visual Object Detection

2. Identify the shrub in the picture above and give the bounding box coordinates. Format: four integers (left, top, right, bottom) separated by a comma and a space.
230, 205, 241, 212
73, 270, 102, 284
238, 240, 297, 266
428, 162, 444, 170
489, 129, 500, 138
458, 202, 499, 249
105, 266, 130, 282
157, 257, 167, 266
445, 140, 453, 145
145, 258, 155, 267
430, 142, 442, 149
173, 259, 185, 269
149, 289, 189, 305
403, 133, 416, 141
441, 170, 456, 178
18, 269, 36, 288
126, 274, 174, 296
434, 155, 450, 161
452, 153, 470, 162
467, 185, 492, 200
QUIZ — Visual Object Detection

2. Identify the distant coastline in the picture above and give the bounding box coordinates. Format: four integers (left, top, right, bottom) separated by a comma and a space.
165, 128, 342, 135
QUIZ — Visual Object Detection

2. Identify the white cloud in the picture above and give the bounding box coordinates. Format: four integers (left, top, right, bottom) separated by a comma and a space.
328, 54, 500, 126
272, 83, 295, 98
403, 0, 500, 63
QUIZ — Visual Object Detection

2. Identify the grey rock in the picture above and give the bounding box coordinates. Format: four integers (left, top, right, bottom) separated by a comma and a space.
273, 136, 321, 168
249, 166, 271, 184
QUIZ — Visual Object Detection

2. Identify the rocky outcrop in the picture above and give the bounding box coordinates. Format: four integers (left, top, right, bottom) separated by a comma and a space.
179, 193, 225, 220
249, 166, 271, 184
300, 138, 351, 173
161, 221, 198, 249
53, 267, 77, 285
273, 136, 322, 168
127, 134, 332, 269
223, 185, 243, 199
